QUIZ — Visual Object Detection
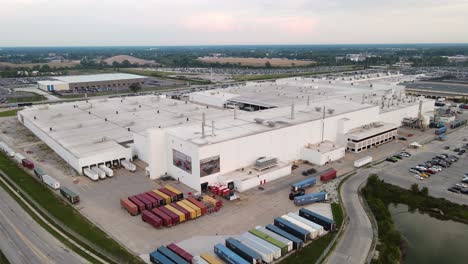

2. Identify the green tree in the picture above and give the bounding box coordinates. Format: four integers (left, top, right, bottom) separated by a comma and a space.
411, 183, 419, 193
129, 82, 142, 93
420, 187, 429, 196
265, 61, 272, 68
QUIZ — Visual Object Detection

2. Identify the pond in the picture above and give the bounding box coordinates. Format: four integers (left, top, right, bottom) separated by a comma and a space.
389, 204, 468, 264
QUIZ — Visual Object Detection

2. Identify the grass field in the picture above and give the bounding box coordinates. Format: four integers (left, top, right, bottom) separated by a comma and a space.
0, 109, 20, 117
198, 57, 315, 67
0, 153, 144, 264
0, 61, 80, 69
7, 92, 46, 103
0, 250, 10, 264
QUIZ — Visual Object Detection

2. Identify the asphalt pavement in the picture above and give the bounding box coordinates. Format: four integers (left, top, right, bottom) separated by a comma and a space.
0, 188, 87, 264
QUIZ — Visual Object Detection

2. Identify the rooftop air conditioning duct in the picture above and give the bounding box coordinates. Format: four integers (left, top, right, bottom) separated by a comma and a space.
328, 109, 335, 114
315, 107, 322, 112
267, 121, 276, 127
254, 118, 264, 124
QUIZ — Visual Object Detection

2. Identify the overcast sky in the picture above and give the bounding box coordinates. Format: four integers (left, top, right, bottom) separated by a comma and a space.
1, 0, 467, 46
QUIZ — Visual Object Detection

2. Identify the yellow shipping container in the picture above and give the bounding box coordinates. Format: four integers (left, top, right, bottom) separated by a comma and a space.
176, 201, 196, 219
181, 200, 201, 217
202, 195, 217, 207
164, 185, 183, 199
153, 189, 171, 204
165, 205, 185, 222
200, 253, 223, 264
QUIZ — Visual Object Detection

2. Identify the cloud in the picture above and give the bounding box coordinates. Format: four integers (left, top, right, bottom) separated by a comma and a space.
182, 13, 238, 32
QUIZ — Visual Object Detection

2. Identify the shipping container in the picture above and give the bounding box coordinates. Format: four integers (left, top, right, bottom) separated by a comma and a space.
254, 226, 293, 252
22, 159, 34, 169
435, 126, 447, 135
98, 164, 114, 177
146, 191, 164, 206
165, 205, 186, 222
265, 224, 303, 250
159, 188, 178, 202
171, 202, 191, 220
153, 189, 172, 204
225, 238, 262, 264
200, 253, 223, 264
299, 208, 336, 231
293, 192, 328, 206
281, 215, 318, 239
234, 235, 274, 263
0, 142, 15, 157
121, 160, 136, 172
248, 229, 287, 256
158, 206, 180, 225
60, 187, 79, 204
291, 177, 316, 191
176, 201, 197, 219
136, 194, 153, 210
150, 250, 175, 264
164, 185, 184, 200
91, 167, 106, 179
192, 256, 209, 264
286, 213, 324, 236
186, 197, 207, 215
202, 196, 222, 207
128, 195, 146, 212
142, 210, 163, 228
152, 208, 172, 226
273, 217, 309, 242
142, 193, 159, 208
157, 246, 189, 264
33, 167, 46, 180
83, 168, 99, 181
214, 244, 249, 264
14, 153, 25, 163
319, 170, 337, 182
41, 174, 60, 189
180, 200, 201, 217
241, 233, 281, 260
353, 156, 373, 168
167, 243, 193, 263
120, 197, 138, 216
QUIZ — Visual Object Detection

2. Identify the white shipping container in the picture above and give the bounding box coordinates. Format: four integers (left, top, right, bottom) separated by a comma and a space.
121, 160, 136, 172
235, 235, 274, 263
242, 232, 281, 260
354, 156, 373, 168
287, 213, 325, 236
281, 215, 318, 239
83, 168, 99, 181
0, 142, 15, 157
98, 165, 114, 177
14, 153, 26, 163
255, 226, 293, 252
192, 256, 209, 264
42, 174, 60, 189
92, 167, 106, 179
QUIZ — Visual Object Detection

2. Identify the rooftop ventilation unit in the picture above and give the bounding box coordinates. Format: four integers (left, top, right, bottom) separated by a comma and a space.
328, 109, 335, 114
315, 107, 322, 112
254, 118, 264, 124
267, 121, 276, 127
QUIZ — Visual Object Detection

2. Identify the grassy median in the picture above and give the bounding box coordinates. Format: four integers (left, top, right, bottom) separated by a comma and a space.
0, 250, 10, 264
0, 109, 20, 117
0, 153, 144, 264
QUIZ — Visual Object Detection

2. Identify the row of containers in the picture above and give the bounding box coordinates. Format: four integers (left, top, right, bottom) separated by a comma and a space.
0, 141, 80, 204
120, 185, 223, 228
149, 208, 336, 264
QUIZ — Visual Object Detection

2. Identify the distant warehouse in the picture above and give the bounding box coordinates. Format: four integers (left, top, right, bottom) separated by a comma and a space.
37, 73, 147, 92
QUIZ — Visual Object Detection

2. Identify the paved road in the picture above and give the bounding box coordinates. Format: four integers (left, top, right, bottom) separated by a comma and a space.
0, 188, 87, 264
326, 170, 374, 264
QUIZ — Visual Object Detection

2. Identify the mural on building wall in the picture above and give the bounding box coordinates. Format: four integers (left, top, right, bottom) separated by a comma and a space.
172, 149, 192, 174
200, 155, 220, 177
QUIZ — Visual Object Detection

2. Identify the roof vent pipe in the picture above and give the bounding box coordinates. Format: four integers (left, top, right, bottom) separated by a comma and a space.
290, 101, 295, 120
202, 112, 206, 138
211, 120, 215, 136
307, 96, 310, 106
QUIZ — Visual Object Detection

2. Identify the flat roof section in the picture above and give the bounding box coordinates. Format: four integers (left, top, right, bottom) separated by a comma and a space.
346, 122, 398, 141
52, 73, 147, 84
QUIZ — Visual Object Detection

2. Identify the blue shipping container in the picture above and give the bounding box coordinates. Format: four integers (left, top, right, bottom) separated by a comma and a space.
273, 218, 309, 242
150, 250, 176, 264
291, 177, 316, 191
299, 208, 336, 231
226, 238, 262, 264
293, 192, 327, 206
214, 244, 250, 264
435, 126, 447, 135
265, 224, 304, 249
157, 246, 189, 264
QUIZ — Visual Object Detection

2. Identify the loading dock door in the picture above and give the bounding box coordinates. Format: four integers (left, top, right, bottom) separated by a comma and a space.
201, 182, 209, 193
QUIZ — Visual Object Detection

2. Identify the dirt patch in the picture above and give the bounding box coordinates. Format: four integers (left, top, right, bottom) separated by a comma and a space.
198, 57, 315, 67
0, 61, 80, 69
102, 55, 159, 66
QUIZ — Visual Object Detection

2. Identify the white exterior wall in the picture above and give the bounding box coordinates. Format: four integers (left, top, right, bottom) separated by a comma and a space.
233, 165, 292, 192
166, 134, 200, 188
78, 146, 132, 170
379, 100, 435, 126
133, 133, 149, 162
38, 82, 69, 91
147, 128, 169, 179
301, 146, 345, 165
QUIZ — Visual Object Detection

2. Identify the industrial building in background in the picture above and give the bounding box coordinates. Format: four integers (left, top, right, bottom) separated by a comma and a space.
37, 73, 147, 92
19, 72, 435, 192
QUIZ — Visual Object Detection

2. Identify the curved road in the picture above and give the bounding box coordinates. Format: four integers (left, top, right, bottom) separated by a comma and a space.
326, 170, 374, 264
0, 188, 87, 264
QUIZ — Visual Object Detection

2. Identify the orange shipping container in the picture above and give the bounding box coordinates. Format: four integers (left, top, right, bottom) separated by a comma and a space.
120, 197, 138, 216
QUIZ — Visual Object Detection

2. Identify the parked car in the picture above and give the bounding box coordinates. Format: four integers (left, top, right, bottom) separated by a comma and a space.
398, 137, 407, 141
454, 148, 461, 152
400, 152, 411, 157
386, 157, 398, 163
393, 155, 403, 160
448, 187, 460, 193
414, 175, 424, 180
419, 172, 429, 178
409, 168, 420, 174
444, 146, 450, 150
415, 165, 427, 171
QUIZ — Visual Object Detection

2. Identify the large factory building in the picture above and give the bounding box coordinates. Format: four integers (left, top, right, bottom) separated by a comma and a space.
37, 73, 147, 92
19, 73, 435, 192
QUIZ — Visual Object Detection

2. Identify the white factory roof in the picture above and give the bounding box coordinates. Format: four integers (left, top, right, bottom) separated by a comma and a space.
346, 122, 398, 141
52, 73, 146, 84
37, 80, 66, 85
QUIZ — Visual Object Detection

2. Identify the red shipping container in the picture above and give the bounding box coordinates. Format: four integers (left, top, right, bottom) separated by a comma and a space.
320, 169, 337, 182
120, 198, 139, 216
187, 197, 207, 215
159, 188, 178, 202
159, 206, 179, 224
141, 193, 158, 208
136, 194, 153, 210
22, 159, 34, 169
128, 196, 146, 212
141, 210, 162, 228
152, 208, 172, 226
147, 191, 165, 206
171, 202, 191, 220
167, 243, 193, 263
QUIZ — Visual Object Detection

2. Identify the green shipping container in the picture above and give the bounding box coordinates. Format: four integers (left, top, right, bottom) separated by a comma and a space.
60, 187, 80, 204
249, 229, 288, 256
